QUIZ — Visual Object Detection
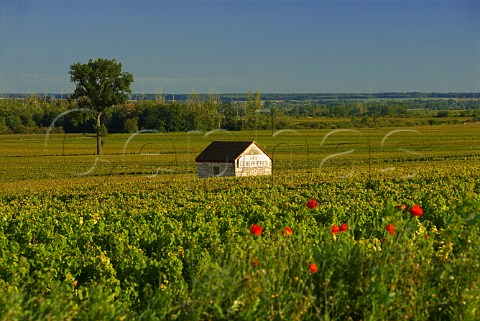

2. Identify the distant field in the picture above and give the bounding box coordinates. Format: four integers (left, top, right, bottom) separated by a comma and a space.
1, 123, 479, 185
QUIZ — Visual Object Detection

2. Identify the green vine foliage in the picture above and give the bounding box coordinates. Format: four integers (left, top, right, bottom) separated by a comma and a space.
0, 163, 479, 320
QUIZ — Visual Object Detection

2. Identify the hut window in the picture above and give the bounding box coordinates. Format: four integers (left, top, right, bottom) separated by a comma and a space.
213, 165, 220, 176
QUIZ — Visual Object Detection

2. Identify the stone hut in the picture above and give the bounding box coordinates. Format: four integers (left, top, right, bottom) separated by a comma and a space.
195, 141, 272, 178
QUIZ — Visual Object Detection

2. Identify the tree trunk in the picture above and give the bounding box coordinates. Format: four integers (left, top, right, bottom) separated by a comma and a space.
96, 112, 102, 155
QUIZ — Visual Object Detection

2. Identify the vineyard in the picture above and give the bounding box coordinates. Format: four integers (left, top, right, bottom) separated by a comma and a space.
1, 124, 480, 320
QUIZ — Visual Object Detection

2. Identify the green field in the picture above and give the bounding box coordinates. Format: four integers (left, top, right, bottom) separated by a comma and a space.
1, 124, 480, 320
1, 123, 479, 183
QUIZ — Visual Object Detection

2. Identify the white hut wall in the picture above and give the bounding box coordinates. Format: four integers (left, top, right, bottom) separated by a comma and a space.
196, 162, 235, 178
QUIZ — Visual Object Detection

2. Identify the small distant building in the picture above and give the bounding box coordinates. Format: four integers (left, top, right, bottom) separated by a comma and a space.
195, 141, 272, 178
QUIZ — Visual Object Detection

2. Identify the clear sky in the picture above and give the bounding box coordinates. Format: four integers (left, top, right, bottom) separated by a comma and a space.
0, 0, 479, 94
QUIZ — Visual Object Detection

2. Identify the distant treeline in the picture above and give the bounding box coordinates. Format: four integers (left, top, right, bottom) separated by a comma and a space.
285, 99, 480, 117
2, 91, 479, 102
0, 92, 270, 134
0, 92, 479, 134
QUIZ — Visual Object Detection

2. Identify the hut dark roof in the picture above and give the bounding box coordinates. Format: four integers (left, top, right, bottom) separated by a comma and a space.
195, 141, 269, 163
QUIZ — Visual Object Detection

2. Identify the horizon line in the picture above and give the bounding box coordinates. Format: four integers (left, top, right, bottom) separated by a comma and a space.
1, 91, 479, 96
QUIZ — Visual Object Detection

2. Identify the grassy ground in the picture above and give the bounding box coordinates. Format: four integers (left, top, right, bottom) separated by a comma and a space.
0, 124, 479, 320
1, 123, 479, 182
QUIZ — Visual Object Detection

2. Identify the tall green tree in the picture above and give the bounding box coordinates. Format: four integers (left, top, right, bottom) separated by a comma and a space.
69, 58, 133, 155
244, 90, 262, 130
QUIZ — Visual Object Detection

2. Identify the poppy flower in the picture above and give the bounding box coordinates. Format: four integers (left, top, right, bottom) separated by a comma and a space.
253, 259, 259, 267
331, 225, 341, 234
250, 224, 263, 236
306, 199, 319, 209
282, 226, 293, 237
340, 223, 349, 232
410, 204, 423, 217
386, 224, 395, 235
308, 263, 318, 273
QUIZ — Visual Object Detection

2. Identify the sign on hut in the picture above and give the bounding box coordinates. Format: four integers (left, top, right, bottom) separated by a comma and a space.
195, 141, 272, 178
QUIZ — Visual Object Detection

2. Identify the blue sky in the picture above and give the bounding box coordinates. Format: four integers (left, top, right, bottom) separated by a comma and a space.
0, 0, 479, 94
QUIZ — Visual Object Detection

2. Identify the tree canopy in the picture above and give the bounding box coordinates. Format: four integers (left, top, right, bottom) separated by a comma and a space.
69, 58, 133, 154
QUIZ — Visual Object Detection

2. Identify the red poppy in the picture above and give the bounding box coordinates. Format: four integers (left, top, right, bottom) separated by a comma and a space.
308, 263, 318, 273
253, 259, 259, 267
410, 204, 423, 217
386, 224, 395, 235
250, 224, 263, 236
306, 199, 319, 209
340, 223, 349, 232
282, 226, 293, 237
424, 234, 429, 240
331, 225, 341, 234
